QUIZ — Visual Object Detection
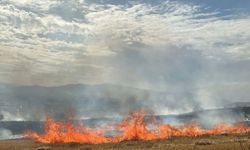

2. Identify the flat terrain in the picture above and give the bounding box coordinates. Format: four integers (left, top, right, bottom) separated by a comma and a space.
0, 134, 250, 150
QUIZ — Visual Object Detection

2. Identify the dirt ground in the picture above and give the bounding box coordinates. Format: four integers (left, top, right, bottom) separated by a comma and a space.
0, 134, 250, 150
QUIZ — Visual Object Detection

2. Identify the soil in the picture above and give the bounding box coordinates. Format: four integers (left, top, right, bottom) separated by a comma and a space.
0, 133, 250, 150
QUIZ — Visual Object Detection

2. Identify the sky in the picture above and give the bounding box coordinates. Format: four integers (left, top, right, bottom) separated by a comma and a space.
0, 0, 250, 93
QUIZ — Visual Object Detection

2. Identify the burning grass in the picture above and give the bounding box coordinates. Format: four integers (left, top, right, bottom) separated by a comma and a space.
24, 111, 250, 145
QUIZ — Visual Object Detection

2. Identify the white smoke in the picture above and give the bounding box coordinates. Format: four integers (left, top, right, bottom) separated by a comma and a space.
0, 128, 23, 140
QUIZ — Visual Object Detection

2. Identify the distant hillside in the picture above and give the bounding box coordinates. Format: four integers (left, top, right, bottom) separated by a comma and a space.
0, 83, 189, 121
175, 106, 250, 128
1, 83, 249, 122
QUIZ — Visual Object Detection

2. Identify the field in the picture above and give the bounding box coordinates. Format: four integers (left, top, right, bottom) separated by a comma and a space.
0, 134, 250, 150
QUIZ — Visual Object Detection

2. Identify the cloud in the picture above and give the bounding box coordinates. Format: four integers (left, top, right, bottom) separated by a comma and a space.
0, 0, 249, 89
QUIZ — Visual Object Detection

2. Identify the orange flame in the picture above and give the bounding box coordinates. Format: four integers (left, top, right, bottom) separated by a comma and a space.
25, 111, 250, 144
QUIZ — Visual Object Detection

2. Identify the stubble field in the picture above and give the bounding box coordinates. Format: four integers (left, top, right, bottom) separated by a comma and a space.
0, 133, 250, 150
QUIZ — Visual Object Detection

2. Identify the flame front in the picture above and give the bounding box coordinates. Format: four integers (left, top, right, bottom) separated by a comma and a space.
25, 111, 250, 144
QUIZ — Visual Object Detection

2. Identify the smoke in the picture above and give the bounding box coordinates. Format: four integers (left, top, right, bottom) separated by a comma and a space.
0, 0, 249, 129
0, 128, 23, 140
0, 128, 12, 140
1, 34, 250, 122
96, 44, 206, 113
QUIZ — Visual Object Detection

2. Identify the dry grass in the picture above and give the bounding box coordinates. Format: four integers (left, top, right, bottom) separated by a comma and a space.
0, 133, 250, 150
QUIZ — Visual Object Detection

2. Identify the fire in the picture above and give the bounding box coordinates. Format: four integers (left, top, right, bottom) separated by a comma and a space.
25, 111, 250, 144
